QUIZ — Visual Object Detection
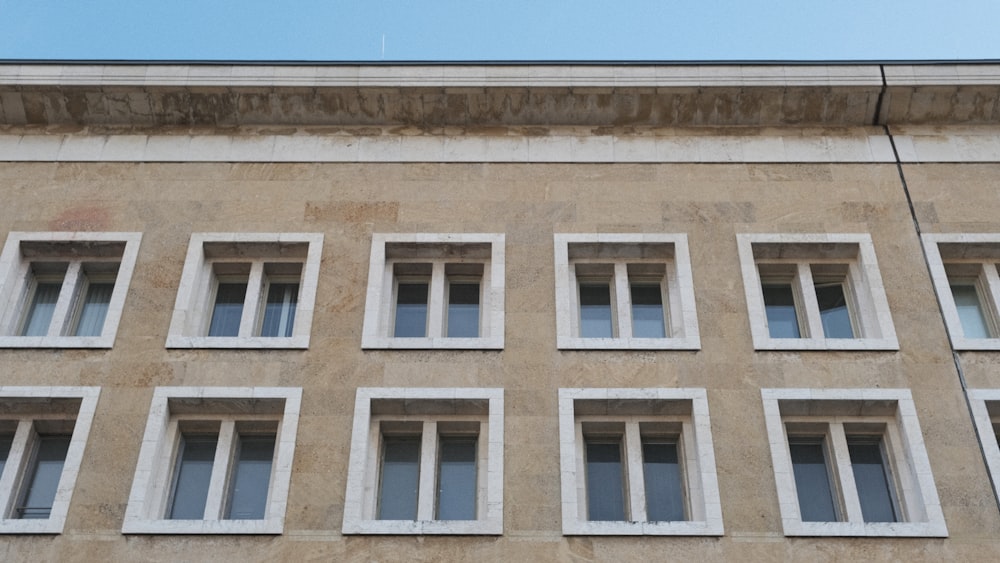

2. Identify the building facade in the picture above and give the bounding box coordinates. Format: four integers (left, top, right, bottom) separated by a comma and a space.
0, 62, 999, 559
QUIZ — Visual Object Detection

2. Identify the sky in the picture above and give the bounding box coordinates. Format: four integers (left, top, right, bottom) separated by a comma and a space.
0, 0, 998, 62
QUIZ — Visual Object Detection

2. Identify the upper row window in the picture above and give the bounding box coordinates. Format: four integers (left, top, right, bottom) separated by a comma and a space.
924, 234, 1000, 350
0, 232, 141, 348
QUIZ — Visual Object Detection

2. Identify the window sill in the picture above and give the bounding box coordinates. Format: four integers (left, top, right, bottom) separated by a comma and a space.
0, 519, 67, 534
0, 335, 115, 349
782, 520, 948, 537
951, 338, 1000, 351
752, 337, 899, 351
361, 335, 503, 350
122, 519, 283, 535
557, 336, 700, 351
342, 519, 502, 535
562, 519, 723, 536
165, 336, 310, 349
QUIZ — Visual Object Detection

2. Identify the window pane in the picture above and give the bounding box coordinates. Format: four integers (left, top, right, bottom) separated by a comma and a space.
260, 283, 299, 337
208, 283, 247, 337
225, 435, 275, 520
642, 440, 684, 521
447, 283, 480, 338
17, 435, 70, 519
952, 284, 991, 338
789, 441, 838, 522
579, 283, 613, 338
21, 281, 63, 336
631, 284, 666, 338
815, 283, 854, 338
585, 440, 626, 521
169, 434, 218, 520
378, 437, 421, 520
436, 437, 477, 520
394, 283, 429, 337
762, 284, 800, 338
74, 282, 114, 337
0, 433, 12, 478
847, 438, 897, 523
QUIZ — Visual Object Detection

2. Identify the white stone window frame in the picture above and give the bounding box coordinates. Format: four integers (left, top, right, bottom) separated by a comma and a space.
554, 234, 700, 350
558, 388, 723, 536
121, 386, 302, 535
165, 233, 323, 349
361, 233, 505, 350
0, 386, 100, 534
761, 388, 947, 537
922, 233, 1000, 350
966, 389, 1000, 503
0, 232, 142, 348
737, 233, 898, 351
342, 387, 504, 535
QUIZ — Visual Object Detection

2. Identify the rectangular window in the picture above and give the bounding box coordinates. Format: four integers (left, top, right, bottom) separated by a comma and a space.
16, 435, 71, 519
788, 440, 837, 522
642, 440, 684, 522
630, 284, 666, 339
815, 282, 854, 338
74, 280, 115, 337
584, 439, 626, 521
225, 435, 276, 520
847, 438, 897, 523
169, 434, 218, 520
378, 437, 421, 520
436, 437, 477, 520
951, 284, 991, 338
923, 234, 1000, 348
762, 283, 800, 338
208, 283, 248, 337
260, 283, 298, 338
394, 282, 429, 338
579, 282, 614, 338
20, 278, 63, 337
446, 282, 480, 338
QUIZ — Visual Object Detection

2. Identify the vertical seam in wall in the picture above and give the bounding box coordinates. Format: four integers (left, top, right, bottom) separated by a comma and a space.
879, 63, 1000, 512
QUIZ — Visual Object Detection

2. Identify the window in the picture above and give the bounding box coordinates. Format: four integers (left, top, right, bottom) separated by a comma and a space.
737, 234, 898, 350
966, 389, 1000, 509
361, 234, 505, 349
558, 388, 723, 535
342, 388, 503, 534
165, 233, 323, 349
761, 388, 947, 537
121, 387, 302, 534
0, 386, 100, 534
0, 232, 141, 348
922, 234, 1000, 350
553, 234, 700, 350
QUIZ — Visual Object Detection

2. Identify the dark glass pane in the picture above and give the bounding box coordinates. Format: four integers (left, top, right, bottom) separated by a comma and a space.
394, 283, 428, 337
225, 435, 275, 520
585, 440, 626, 521
208, 283, 247, 337
848, 438, 897, 523
260, 283, 298, 337
789, 441, 838, 522
631, 284, 666, 338
169, 434, 218, 520
0, 433, 12, 478
579, 283, 613, 338
436, 437, 477, 520
74, 282, 113, 337
447, 283, 480, 338
642, 441, 684, 521
17, 435, 70, 519
762, 284, 800, 338
952, 284, 991, 338
378, 437, 421, 520
21, 282, 62, 337
816, 283, 854, 338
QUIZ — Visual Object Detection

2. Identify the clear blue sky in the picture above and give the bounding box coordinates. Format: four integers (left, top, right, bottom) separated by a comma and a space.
1, 0, 997, 62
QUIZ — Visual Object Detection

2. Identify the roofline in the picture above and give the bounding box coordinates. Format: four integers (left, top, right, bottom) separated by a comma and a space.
2, 59, 1000, 67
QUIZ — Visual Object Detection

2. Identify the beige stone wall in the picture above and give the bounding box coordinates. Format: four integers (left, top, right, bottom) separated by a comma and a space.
0, 160, 998, 560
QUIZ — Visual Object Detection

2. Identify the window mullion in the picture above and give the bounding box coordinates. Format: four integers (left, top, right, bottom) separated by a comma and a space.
981, 262, 1000, 337
0, 419, 33, 518
47, 261, 82, 337
427, 263, 446, 338
624, 421, 645, 522
829, 423, 863, 522
239, 263, 265, 338
416, 421, 437, 521
797, 263, 824, 339
614, 263, 632, 340
203, 420, 236, 521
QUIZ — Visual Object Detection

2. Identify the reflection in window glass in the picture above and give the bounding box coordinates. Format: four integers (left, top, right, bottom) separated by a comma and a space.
394, 283, 429, 337
17, 435, 71, 519
642, 440, 684, 521
74, 282, 114, 337
436, 437, 477, 520
225, 435, 275, 520
585, 440, 626, 521
208, 283, 247, 337
952, 284, 991, 338
762, 284, 800, 338
847, 438, 897, 523
579, 283, 613, 338
260, 283, 298, 337
21, 281, 62, 337
447, 283, 480, 338
815, 283, 854, 338
378, 437, 421, 520
631, 284, 666, 338
169, 434, 218, 520
789, 440, 838, 522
